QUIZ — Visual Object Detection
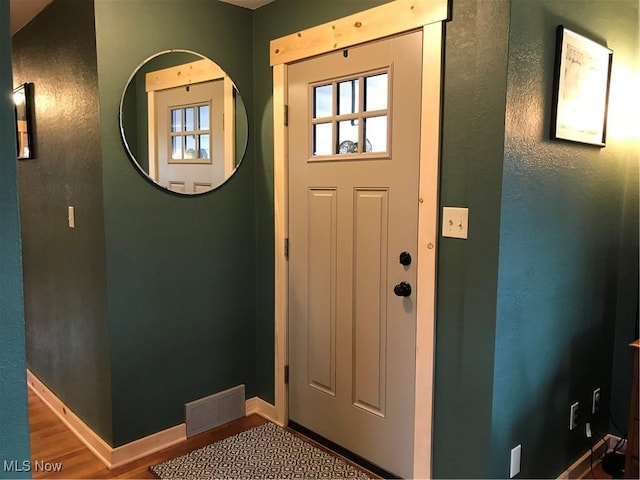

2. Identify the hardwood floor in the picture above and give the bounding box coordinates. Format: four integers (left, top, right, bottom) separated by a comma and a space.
28, 387, 267, 479
29, 386, 616, 479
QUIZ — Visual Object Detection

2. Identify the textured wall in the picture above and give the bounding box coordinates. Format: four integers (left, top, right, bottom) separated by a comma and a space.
7, 2, 636, 474
0, 0, 30, 475
94, 0, 256, 446
12, 0, 113, 444
431, 1, 511, 478
491, 1, 639, 477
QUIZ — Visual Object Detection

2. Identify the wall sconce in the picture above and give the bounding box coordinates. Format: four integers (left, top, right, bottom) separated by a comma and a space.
14, 82, 34, 159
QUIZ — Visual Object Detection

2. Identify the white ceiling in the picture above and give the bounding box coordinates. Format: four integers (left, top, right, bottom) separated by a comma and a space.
9, 0, 274, 36
218, 0, 274, 9
10, 0, 53, 35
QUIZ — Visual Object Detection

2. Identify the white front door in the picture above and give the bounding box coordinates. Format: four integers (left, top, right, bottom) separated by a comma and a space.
154, 80, 224, 193
288, 31, 423, 478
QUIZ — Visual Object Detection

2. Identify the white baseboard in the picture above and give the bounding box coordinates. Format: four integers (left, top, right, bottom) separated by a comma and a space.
110, 423, 186, 469
556, 434, 622, 479
245, 396, 280, 424
28, 370, 119, 468
28, 370, 187, 469
607, 434, 626, 453
27, 370, 277, 469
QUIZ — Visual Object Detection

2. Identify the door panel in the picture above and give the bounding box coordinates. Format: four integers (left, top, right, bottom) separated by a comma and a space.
288, 31, 422, 478
307, 188, 337, 396
353, 188, 388, 417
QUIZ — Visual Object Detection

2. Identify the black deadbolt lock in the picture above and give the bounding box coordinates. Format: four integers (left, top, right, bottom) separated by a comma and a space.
399, 251, 412, 266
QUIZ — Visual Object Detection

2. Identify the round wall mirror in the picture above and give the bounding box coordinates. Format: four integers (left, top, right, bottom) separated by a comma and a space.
119, 50, 248, 195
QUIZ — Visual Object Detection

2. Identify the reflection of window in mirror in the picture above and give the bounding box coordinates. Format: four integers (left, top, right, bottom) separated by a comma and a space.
155, 80, 223, 192
147, 60, 234, 194
169, 103, 211, 162
119, 50, 249, 195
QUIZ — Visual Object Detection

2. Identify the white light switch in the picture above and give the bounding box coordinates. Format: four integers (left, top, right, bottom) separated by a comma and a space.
68, 206, 75, 229
442, 207, 468, 239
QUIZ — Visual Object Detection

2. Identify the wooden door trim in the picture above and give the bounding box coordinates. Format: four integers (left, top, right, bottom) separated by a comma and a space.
145, 58, 227, 93
272, 1, 448, 476
273, 61, 288, 428
269, 0, 448, 66
413, 21, 443, 478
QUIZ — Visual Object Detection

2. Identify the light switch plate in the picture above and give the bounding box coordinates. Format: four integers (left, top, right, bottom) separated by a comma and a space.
442, 207, 468, 239
68, 206, 75, 229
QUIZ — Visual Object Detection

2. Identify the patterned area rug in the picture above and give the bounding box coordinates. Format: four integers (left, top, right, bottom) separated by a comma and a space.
149, 422, 372, 479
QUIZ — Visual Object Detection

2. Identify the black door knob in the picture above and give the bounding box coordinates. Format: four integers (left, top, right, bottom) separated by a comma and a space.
399, 252, 412, 266
394, 282, 412, 297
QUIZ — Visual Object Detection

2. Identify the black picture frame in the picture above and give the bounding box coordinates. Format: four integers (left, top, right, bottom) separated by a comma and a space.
550, 26, 613, 147
14, 82, 34, 159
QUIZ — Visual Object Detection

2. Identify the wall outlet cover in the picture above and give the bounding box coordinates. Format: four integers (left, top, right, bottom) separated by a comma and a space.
570, 402, 579, 430
510, 444, 521, 478
592, 388, 601, 414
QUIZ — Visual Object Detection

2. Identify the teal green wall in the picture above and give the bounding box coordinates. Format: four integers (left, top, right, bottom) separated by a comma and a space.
491, 1, 639, 478
94, 0, 256, 446
12, 0, 113, 444
0, 0, 30, 475
432, 1, 511, 477
6, 1, 638, 476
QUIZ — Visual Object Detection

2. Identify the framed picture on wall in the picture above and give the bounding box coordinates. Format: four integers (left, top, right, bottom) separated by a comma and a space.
551, 26, 613, 147
14, 82, 34, 159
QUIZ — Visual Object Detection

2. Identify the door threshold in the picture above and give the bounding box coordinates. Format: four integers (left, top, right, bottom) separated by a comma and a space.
288, 421, 400, 479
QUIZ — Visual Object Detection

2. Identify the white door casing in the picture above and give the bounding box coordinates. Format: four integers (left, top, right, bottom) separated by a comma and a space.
271, 1, 447, 477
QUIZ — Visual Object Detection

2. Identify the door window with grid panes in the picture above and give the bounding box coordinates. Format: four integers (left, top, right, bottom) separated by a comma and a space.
169, 102, 212, 164
311, 70, 390, 159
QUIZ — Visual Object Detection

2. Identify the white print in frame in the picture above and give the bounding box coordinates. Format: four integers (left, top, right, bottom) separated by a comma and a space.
551, 25, 613, 147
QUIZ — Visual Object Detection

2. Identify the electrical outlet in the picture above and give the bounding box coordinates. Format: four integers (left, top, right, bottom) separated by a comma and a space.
570, 402, 579, 430
68, 206, 75, 229
510, 444, 521, 478
592, 388, 601, 414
